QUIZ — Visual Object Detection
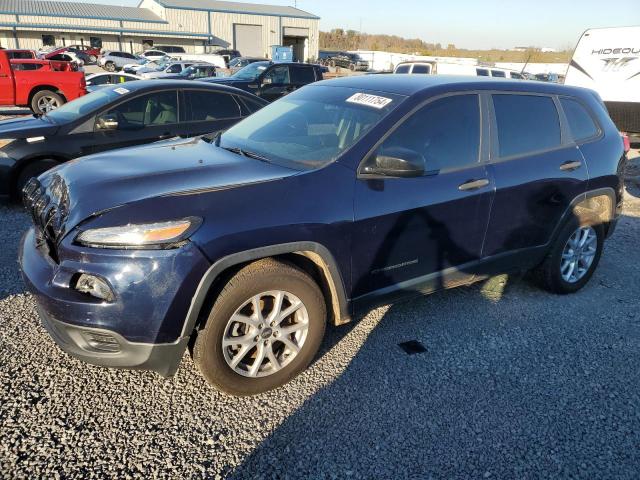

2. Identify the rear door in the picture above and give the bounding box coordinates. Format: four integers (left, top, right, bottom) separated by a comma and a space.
483, 93, 588, 261
289, 64, 316, 92
79, 90, 180, 155
181, 89, 244, 137
352, 93, 494, 306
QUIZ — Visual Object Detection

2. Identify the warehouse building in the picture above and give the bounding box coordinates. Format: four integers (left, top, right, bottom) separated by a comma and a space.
0, 0, 320, 60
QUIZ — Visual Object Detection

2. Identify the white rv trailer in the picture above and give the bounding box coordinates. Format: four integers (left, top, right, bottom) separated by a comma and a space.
564, 26, 640, 133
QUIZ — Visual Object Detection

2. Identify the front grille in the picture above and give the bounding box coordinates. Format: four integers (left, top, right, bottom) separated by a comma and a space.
22, 175, 70, 257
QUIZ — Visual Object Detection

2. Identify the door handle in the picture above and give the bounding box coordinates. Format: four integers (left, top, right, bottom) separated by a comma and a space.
560, 161, 582, 172
458, 178, 490, 191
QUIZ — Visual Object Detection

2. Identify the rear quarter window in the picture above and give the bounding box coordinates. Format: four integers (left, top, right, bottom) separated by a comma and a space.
412, 64, 431, 74
476, 68, 489, 76
290, 66, 316, 84
560, 97, 599, 142
395, 65, 411, 74
493, 94, 561, 158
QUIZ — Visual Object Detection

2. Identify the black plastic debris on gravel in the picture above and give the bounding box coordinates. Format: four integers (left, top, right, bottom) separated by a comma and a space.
398, 340, 427, 355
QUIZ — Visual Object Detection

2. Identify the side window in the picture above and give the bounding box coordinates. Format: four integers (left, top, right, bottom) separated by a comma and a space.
476, 68, 489, 76
184, 90, 240, 121
240, 97, 266, 114
166, 64, 182, 73
369, 94, 481, 174
395, 64, 411, 74
412, 64, 431, 74
290, 65, 316, 84
491, 70, 506, 78
98, 91, 178, 128
510, 72, 524, 80
264, 65, 290, 84
560, 98, 599, 142
90, 75, 110, 85
493, 94, 561, 158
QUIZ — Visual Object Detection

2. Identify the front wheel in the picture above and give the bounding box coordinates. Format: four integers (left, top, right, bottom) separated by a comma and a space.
532, 215, 604, 294
104, 61, 116, 72
31, 91, 64, 115
89, 55, 97, 63
193, 259, 326, 396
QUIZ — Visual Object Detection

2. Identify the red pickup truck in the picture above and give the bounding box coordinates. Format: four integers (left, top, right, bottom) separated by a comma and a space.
0, 50, 86, 114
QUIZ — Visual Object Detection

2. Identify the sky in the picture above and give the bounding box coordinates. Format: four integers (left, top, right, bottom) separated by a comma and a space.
60, 0, 640, 50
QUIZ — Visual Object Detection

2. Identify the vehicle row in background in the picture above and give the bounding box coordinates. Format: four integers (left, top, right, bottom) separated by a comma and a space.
394, 61, 526, 79
0, 81, 268, 197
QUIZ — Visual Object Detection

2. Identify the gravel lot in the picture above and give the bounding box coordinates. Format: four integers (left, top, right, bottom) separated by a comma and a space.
0, 152, 639, 479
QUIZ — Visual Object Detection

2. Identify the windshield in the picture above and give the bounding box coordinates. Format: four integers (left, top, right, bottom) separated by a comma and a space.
220, 86, 404, 170
45, 88, 121, 123
231, 61, 269, 81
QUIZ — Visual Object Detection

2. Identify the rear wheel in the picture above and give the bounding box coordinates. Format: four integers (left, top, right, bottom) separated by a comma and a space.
15, 159, 59, 199
31, 91, 64, 115
193, 258, 326, 396
532, 215, 604, 294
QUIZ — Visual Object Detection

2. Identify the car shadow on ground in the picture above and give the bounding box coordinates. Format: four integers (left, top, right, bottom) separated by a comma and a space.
227, 209, 640, 479
0, 200, 30, 299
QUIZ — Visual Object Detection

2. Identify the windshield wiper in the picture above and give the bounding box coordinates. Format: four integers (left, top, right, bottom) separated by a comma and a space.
220, 145, 271, 164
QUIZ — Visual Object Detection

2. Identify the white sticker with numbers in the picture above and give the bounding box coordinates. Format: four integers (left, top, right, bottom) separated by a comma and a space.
113, 87, 130, 95
346, 92, 393, 109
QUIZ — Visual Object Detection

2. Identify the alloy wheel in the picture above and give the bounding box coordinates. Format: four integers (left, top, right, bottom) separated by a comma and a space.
222, 290, 309, 378
560, 226, 597, 283
37, 96, 61, 113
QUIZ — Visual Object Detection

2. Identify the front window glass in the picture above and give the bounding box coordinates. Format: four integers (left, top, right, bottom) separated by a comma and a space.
263, 66, 290, 84
220, 86, 404, 170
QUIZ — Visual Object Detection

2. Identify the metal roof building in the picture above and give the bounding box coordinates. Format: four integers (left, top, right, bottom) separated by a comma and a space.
0, 0, 320, 60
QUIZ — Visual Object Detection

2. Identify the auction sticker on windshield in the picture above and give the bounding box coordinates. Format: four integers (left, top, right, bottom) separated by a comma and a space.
346, 92, 393, 109
113, 87, 130, 95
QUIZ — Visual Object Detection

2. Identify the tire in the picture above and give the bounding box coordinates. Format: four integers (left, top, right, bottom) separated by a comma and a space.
89, 55, 97, 64
30, 91, 64, 115
104, 61, 116, 72
349, 64, 356, 71
193, 258, 326, 396
532, 214, 604, 294
15, 159, 59, 199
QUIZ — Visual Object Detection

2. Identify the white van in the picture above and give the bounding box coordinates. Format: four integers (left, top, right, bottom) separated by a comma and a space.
564, 26, 640, 133
394, 61, 525, 79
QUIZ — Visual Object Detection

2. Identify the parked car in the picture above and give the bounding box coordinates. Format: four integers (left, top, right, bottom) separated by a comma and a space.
161, 64, 217, 80
204, 61, 324, 101
98, 51, 143, 72
228, 56, 267, 73
137, 50, 171, 61
0, 80, 267, 197
66, 44, 102, 63
394, 61, 526, 79
155, 45, 186, 54
18, 75, 625, 395
0, 50, 85, 115
318, 50, 340, 65
211, 48, 241, 66
122, 57, 170, 75
534, 73, 561, 83
63, 48, 92, 65
139, 61, 195, 79
41, 49, 85, 71
9, 58, 78, 73
85, 72, 141, 93
327, 52, 369, 71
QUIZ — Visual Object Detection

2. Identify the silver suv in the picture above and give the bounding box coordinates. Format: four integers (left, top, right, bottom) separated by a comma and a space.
98, 51, 143, 72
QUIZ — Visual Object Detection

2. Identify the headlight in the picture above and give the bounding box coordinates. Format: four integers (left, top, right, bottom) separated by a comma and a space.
0, 138, 16, 149
76, 218, 201, 249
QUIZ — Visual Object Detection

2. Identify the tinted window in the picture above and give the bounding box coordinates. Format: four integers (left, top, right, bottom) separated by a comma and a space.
395, 65, 410, 74
476, 68, 489, 76
100, 91, 178, 127
264, 65, 290, 84
122, 52, 136, 59
166, 64, 182, 73
89, 75, 110, 85
291, 65, 315, 84
372, 94, 480, 173
560, 98, 599, 141
412, 64, 431, 74
184, 90, 240, 121
491, 70, 506, 78
511, 72, 524, 79
493, 94, 561, 158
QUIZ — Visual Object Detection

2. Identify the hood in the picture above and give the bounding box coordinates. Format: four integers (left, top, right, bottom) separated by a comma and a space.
40, 137, 298, 233
0, 115, 59, 138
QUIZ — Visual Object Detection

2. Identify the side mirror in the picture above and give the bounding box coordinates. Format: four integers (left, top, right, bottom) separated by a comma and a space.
96, 113, 118, 131
366, 147, 425, 178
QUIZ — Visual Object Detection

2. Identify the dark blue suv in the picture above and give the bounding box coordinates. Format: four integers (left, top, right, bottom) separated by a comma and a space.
19, 75, 626, 395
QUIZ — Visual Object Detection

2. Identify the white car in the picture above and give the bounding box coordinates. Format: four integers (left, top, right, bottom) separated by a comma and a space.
85, 72, 141, 93
137, 50, 170, 60
139, 61, 195, 79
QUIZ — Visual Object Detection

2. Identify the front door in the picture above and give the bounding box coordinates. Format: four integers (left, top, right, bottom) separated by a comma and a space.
352, 94, 494, 308
259, 65, 291, 102
0, 59, 13, 105
80, 90, 180, 156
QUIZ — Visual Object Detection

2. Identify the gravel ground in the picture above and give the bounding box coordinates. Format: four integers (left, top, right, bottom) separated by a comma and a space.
1, 154, 640, 479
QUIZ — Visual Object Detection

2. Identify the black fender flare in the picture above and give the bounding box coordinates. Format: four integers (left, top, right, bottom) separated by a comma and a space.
179, 241, 351, 341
